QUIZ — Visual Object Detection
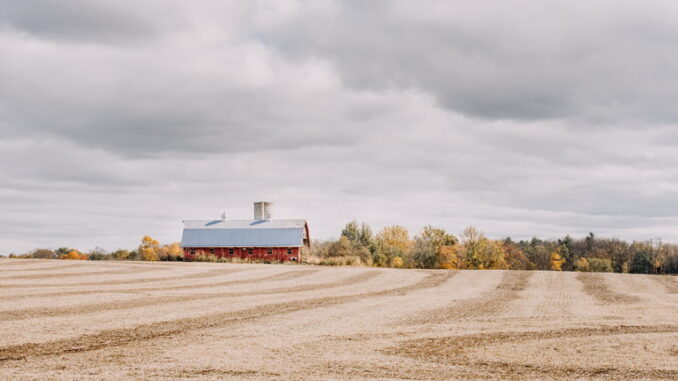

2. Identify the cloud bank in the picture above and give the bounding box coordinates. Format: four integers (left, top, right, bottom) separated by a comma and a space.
1, 0, 678, 253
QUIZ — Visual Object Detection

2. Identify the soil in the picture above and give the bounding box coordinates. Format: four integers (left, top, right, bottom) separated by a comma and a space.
0, 259, 676, 380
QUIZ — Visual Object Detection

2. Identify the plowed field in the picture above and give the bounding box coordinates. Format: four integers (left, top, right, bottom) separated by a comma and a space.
1, 259, 676, 380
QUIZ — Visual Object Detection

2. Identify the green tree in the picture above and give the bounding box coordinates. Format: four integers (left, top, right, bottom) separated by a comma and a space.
630, 250, 652, 274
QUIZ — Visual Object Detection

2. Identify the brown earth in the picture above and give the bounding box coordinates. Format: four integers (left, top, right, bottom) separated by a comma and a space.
0, 259, 676, 380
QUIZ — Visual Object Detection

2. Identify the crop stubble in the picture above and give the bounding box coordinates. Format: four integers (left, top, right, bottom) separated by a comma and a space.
0, 260, 675, 380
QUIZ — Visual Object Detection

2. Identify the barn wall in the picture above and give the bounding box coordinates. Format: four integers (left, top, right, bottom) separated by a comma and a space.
183, 247, 300, 262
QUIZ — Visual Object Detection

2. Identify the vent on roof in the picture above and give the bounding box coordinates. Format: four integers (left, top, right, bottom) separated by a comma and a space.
254, 201, 272, 220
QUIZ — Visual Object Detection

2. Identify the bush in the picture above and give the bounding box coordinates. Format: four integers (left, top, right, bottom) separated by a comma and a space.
574, 257, 590, 272
318, 256, 362, 266
391, 256, 404, 268
60, 250, 87, 260
31, 249, 55, 259
588, 257, 613, 272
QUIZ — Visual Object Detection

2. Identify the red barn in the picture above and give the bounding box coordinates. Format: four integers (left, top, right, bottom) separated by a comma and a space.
181, 202, 310, 262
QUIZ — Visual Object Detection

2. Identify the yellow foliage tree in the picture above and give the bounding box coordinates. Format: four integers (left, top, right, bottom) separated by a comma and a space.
60, 250, 84, 260
139, 235, 160, 261
459, 226, 507, 270
376, 225, 411, 253
437, 245, 460, 269
574, 257, 590, 271
550, 251, 565, 271
167, 242, 182, 257
158, 242, 183, 260
390, 256, 404, 268
481, 240, 508, 270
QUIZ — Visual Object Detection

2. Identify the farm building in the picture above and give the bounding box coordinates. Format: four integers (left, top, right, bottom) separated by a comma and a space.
180, 202, 310, 262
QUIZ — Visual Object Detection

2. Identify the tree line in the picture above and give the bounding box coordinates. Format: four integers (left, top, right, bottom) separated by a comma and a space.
5, 225, 678, 274
308, 221, 678, 274
6, 236, 183, 262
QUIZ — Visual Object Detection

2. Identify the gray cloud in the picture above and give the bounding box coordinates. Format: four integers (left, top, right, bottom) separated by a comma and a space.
0, 0, 168, 43
1, 1, 678, 253
260, 0, 678, 123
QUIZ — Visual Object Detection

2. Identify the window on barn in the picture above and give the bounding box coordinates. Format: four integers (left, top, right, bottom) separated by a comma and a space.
248, 249, 253, 255
268, 248, 273, 254
210, 249, 215, 255
287, 249, 292, 255
229, 248, 234, 255
190, 250, 195, 255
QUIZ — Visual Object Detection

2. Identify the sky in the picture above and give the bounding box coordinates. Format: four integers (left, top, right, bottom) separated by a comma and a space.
2, 0, 678, 254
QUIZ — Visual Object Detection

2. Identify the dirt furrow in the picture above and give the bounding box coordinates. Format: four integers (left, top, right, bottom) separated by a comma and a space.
387, 324, 678, 380
0, 270, 377, 322
0, 267, 252, 289
0, 266, 161, 280
577, 273, 640, 304
0, 260, 51, 267
0, 269, 304, 300
653, 275, 678, 294
0, 263, 92, 272
405, 271, 532, 324
0, 271, 452, 362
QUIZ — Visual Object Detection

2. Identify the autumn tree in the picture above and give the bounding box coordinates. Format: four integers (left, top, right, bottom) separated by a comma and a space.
437, 245, 461, 269
329, 236, 353, 257
521, 238, 553, 270
60, 250, 86, 260
411, 238, 436, 269
605, 239, 631, 273
139, 235, 160, 261
31, 249, 56, 259
159, 242, 183, 261
587, 257, 612, 272
376, 225, 411, 252
55, 248, 72, 258
111, 249, 132, 260
550, 251, 565, 271
460, 226, 484, 269
502, 238, 534, 270
375, 225, 411, 267
390, 256, 404, 268
87, 247, 108, 260
573, 257, 590, 272
459, 226, 507, 270
410, 226, 458, 269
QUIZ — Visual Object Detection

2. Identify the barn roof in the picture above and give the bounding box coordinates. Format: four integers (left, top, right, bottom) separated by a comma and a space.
180, 219, 307, 248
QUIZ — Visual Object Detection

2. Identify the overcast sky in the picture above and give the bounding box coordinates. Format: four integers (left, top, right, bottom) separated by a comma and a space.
2, 0, 678, 254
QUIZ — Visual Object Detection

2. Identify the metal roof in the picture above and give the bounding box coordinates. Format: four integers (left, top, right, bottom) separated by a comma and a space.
180, 219, 307, 248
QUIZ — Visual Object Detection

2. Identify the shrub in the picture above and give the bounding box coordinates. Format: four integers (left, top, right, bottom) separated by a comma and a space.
318, 256, 362, 266
574, 257, 590, 272
588, 257, 613, 272
60, 250, 86, 260
31, 249, 55, 259
391, 256, 404, 268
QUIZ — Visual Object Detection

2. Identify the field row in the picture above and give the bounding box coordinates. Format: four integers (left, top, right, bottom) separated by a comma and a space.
0, 259, 676, 380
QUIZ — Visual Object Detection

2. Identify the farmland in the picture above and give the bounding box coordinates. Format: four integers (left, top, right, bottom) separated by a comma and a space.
0, 259, 676, 380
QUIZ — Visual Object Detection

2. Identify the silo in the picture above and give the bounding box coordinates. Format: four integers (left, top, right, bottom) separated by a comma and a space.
253, 201, 272, 220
